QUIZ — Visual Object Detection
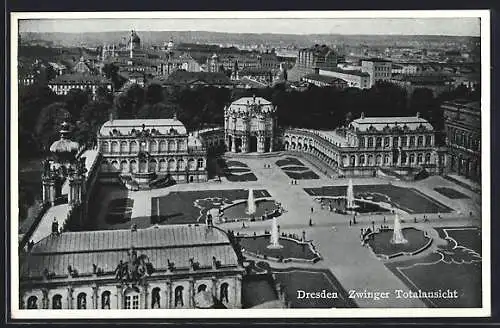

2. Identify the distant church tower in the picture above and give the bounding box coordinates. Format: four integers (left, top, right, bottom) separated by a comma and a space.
210, 53, 219, 73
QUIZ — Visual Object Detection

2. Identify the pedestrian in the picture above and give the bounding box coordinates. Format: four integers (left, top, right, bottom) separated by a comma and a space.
309, 218, 313, 226
349, 220, 352, 226
414, 217, 417, 223
311, 207, 314, 214
383, 216, 386, 223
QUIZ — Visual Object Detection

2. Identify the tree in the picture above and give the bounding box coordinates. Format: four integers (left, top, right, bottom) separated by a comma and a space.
65, 88, 91, 118
35, 102, 71, 151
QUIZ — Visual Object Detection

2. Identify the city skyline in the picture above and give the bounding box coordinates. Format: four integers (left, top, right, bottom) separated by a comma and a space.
19, 17, 480, 37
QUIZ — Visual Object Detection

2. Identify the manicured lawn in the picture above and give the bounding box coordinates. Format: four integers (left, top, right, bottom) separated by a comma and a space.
280, 166, 309, 172
226, 172, 258, 182
386, 227, 482, 308
304, 184, 453, 214
283, 170, 320, 180
151, 189, 271, 225
276, 157, 305, 167
434, 187, 470, 199
226, 160, 249, 168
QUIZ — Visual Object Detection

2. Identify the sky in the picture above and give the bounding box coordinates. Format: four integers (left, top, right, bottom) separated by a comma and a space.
18, 16, 481, 36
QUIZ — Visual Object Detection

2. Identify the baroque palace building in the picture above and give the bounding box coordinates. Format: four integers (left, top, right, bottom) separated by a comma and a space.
20, 224, 245, 309
442, 99, 481, 182
224, 96, 277, 153
97, 116, 207, 184
283, 113, 445, 177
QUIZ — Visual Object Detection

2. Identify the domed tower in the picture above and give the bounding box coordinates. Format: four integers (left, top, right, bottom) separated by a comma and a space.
224, 96, 277, 154
42, 122, 82, 206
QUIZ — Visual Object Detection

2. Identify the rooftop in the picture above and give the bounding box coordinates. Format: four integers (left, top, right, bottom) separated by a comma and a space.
49, 73, 111, 85
350, 115, 434, 132
321, 67, 370, 78
165, 71, 232, 86
362, 57, 392, 63
442, 100, 481, 112
21, 225, 239, 279
99, 118, 187, 136
303, 74, 349, 86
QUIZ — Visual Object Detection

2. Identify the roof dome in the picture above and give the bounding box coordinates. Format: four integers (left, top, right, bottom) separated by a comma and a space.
49, 122, 80, 155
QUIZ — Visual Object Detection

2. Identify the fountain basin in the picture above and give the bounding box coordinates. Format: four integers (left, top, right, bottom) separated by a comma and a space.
239, 235, 321, 263
222, 199, 281, 222
319, 197, 391, 214
366, 228, 432, 260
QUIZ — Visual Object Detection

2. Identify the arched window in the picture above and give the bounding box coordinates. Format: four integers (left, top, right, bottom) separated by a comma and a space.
101, 291, 111, 309
417, 153, 423, 164
358, 137, 365, 148
52, 294, 62, 309
368, 155, 374, 166
130, 160, 137, 173
77, 292, 87, 309
384, 137, 390, 147
409, 136, 415, 148
401, 152, 407, 165
410, 154, 415, 164
349, 155, 356, 167
359, 155, 365, 166
367, 137, 373, 148
101, 142, 109, 153
124, 287, 140, 309
197, 284, 207, 293
178, 159, 185, 170
220, 283, 229, 303
120, 141, 128, 153
401, 136, 407, 147
159, 140, 167, 152
417, 136, 424, 147
149, 160, 157, 172
151, 287, 161, 309
174, 286, 184, 307
375, 137, 382, 148
140, 141, 147, 152
425, 135, 432, 146
168, 140, 176, 152
376, 155, 382, 166
111, 160, 119, 172
150, 140, 158, 153
130, 141, 138, 153
120, 160, 128, 173
111, 141, 119, 153
392, 136, 399, 148
384, 155, 390, 164
188, 159, 196, 170
425, 153, 432, 164
27, 296, 38, 309
197, 158, 204, 169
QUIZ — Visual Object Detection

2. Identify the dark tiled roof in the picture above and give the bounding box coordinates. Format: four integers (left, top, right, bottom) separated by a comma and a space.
322, 67, 370, 77
303, 74, 349, 85
49, 73, 111, 85
362, 57, 392, 63
21, 225, 239, 279
166, 71, 232, 85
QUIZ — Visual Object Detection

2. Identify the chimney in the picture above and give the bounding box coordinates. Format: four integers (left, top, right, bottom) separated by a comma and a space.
360, 112, 365, 119
109, 113, 113, 123
416, 112, 420, 118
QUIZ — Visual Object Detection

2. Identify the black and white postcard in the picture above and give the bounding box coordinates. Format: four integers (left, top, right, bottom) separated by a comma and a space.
10, 10, 491, 319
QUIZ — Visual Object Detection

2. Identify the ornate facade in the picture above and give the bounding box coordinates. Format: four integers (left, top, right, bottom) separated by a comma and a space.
20, 225, 245, 309
442, 100, 481, 182
97, 117, 207, 184
224, 96, 277, 153
283, 113, 445, 177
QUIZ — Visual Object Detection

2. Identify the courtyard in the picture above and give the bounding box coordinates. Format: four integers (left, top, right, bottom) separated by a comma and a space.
91, 153, 481, 308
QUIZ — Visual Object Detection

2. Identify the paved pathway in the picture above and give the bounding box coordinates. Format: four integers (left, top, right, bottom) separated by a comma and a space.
98, 153, 481, 308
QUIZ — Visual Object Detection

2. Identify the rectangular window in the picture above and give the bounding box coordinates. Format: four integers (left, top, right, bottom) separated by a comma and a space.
384, 137, 390, 147
132, 295, 139, 309
125, 296, 131, 309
